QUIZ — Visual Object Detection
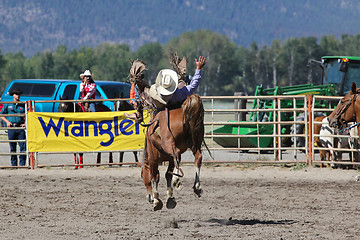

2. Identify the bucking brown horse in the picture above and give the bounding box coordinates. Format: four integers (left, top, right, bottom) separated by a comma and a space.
128, 57, 205, 210
141, 94, 204, 211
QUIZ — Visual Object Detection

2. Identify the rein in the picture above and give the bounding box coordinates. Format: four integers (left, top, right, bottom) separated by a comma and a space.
140, 117, 158, 128
341, 121, 360, 133
335, 92, 360, 134
170, 167, 184, 178
165, 107, 183, 177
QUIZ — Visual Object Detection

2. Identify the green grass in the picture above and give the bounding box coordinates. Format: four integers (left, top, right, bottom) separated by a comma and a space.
290, 163, 308, 171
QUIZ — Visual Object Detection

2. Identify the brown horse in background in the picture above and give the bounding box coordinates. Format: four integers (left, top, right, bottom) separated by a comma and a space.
327, 82, 360, 167
141, 94, 204, 211
328, 82, 360, 130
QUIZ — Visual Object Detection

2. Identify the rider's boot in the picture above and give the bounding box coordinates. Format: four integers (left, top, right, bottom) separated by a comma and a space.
124, 101, 143, 123
124, 111, 143, 123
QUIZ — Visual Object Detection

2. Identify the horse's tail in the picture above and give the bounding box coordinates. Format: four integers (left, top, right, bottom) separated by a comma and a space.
182, 94, 204, 152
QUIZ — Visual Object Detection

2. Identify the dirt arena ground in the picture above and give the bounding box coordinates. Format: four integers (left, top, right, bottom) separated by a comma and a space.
1, 163, 360, 240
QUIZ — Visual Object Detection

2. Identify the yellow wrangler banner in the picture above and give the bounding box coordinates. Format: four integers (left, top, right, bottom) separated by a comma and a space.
27, 111, 150, 152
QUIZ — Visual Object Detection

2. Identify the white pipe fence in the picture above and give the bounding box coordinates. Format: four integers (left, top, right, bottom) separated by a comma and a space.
0, 95, 356, 168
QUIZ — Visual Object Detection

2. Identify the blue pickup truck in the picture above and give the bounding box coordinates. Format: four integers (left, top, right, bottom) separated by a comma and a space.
0, 79, 131, 112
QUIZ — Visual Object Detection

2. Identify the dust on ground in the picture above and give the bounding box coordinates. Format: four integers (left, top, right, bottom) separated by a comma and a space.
1, 164, 360, 240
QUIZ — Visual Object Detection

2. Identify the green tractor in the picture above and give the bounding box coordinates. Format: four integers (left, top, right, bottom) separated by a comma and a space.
211, 56, 360, 148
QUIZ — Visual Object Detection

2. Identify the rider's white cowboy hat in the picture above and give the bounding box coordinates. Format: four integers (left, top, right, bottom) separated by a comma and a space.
148, 69, 178, 105
155, 69, 178, 96
80, 70, 93, 79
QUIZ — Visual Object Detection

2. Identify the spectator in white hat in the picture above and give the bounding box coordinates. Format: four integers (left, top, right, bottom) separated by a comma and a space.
79, 70, 97, 112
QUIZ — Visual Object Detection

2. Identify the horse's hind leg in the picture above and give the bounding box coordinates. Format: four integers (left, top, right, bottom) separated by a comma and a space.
193, 149, 203, 197
165, 158, 177, 209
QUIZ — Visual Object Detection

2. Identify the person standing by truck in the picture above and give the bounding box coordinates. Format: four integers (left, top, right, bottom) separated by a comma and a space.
0, 88, 26, 166
79, 70, 97, 112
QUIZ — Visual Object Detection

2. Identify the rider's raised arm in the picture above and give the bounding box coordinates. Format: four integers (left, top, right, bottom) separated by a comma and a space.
170, 56, 207, 104
196, 56, 207, 70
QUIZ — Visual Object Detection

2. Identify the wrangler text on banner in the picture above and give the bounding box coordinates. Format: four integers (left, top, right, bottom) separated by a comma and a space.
27, 111, 149, 152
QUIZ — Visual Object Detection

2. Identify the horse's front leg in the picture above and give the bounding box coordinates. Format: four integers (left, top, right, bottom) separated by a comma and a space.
141, 160, 163, 211
141, 164, 153, 203
165, 158, 177, 209
151, 166, 163, 211
193, 149, 202, 197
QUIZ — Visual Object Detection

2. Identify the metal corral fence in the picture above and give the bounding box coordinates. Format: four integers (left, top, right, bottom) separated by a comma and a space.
1, 95, 354, 169
202, 95, 309, 165
0, 100, 29, 169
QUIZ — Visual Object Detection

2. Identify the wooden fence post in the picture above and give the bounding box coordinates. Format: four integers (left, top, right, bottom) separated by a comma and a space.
307, 95, 313, 166
27, 100, 35, 169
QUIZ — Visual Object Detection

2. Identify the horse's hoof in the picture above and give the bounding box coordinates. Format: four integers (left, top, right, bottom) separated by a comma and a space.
153, 199, 163, 211
356, 175, 360, 182
172, 178, 183, 191
166, 197, 177, 209
147, 194, 153, 203
193, 185, 202, 198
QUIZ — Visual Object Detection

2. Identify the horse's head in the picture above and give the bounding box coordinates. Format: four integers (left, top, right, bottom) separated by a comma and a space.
58, 96, 73, 112
328, 82, 360, 129
96, 103, 111, 112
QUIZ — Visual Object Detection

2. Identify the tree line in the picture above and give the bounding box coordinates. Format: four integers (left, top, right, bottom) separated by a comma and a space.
1, 30, 360, 96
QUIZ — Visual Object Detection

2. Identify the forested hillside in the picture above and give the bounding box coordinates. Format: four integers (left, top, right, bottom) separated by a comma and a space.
1, 0, 360, 56
2, 1, 360, 96
2, 30, 360, 96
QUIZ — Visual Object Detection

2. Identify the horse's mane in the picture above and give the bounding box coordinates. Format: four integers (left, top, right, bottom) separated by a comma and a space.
182, 94, 204, 152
